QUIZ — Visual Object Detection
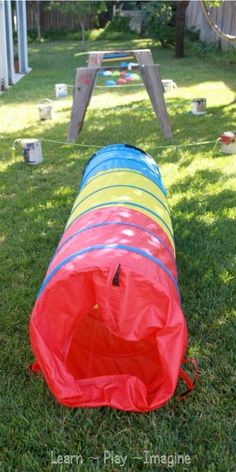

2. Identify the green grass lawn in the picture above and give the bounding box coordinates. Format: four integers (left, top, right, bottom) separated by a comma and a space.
0, 38, 235, 472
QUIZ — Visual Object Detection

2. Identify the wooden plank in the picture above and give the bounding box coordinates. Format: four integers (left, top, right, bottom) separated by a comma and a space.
88, 52, 104, 67
221, 1, 233, 50
67, 67, 98, 142
89, 49, 151, 55
139, 64, 172, 139
134, 49, 154, 65
218, 2, 225, 48
103, 55, 134, 63
88, 49, 153, 67
89, 49, 152, 64
68, 49, 172, 142
230, 3, 236, 50
209, 4, 224, 44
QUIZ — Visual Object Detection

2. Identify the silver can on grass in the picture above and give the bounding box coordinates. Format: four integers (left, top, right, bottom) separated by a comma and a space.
38, 99, 53, 120
21, 139, 43, 164
192, 98, 207, 115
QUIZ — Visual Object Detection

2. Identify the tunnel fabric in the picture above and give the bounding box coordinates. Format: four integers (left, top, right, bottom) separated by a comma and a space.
30, 144, 190, 412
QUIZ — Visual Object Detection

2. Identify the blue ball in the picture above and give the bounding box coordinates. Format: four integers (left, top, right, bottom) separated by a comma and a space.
105, 80, 116, 87
120, 62, 129, 68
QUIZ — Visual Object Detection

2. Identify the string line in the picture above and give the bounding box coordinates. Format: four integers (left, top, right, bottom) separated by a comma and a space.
10, 137, 220, 161
32, 137, 220, 151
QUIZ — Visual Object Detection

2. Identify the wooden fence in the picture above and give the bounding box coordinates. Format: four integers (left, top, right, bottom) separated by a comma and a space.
26, 4, 81, 33
186, 0, 236, 50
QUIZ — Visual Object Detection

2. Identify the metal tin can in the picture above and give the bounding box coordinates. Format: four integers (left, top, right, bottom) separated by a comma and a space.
192, 98, 207, 115
21, 139, 43, 164
162, 80, 177, 93
55, 83, 68, 98
38, 99, 53, 120
220, 132, 236, 154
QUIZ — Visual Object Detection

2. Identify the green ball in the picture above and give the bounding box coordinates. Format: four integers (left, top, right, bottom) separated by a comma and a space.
112, 71, 120, 77
131, 73, 141, 81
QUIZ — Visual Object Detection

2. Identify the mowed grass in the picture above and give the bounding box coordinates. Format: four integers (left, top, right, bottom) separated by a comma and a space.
0, 39, 235, 472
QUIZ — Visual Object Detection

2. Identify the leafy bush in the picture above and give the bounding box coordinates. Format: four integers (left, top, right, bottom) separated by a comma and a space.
185, 27, 200, 43
224, 48, 236, 65
26, 15, 137, 43
141, 1, 175, 47
187, 39, 236, 65
27, 28, 38, 42
103, 16, 131, 33
87, 29, 104, 41
99, 17, 138, 40
26, 28, 83, 42
188, 40, 221, 58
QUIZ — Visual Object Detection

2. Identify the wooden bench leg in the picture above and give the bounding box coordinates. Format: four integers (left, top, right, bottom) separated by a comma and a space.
140, 65, 173, 139
67, 67, 98, 142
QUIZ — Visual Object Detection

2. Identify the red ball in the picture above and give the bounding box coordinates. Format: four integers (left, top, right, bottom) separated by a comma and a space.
116, 78, 126, 85
120, 71, 126, 78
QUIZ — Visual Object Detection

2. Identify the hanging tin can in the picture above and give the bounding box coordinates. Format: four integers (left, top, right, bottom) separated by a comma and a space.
192, 98, 207, 115
162, 79, 177, 93
38, 99, 53, 120
21, 139, 43, 165
55, 83, 68, 98
220, 131, 236, 154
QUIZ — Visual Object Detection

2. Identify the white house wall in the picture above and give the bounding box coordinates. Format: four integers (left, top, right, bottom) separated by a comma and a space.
4, 0, 14, 85
0, 0, 30, 90
0, 0, 8, 88
16, 0, 29, 74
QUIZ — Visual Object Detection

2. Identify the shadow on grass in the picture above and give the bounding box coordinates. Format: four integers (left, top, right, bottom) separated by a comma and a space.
1, 96, 233, 173
170, 171, 235, 354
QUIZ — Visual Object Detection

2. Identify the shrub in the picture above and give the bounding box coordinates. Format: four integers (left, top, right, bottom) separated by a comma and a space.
185, 27, 200, 43
99, 17, 138, 40
186, 39, 236, 65
141, 2, 175, 47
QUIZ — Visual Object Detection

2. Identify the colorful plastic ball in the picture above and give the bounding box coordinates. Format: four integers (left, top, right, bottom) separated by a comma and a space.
120, 71, 126, 78
131, 73, 141, 81
112, 71, 120, 78
105, 80, 116, 87
98, 70, 105, 77
120, 62, 129, 68
116, 78, 126, 85
103, 70, 112, 76
125, 76, 133, 82
125, 72, 132, 78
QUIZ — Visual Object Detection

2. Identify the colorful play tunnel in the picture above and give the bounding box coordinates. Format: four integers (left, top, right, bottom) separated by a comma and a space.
30, 144, 193, 412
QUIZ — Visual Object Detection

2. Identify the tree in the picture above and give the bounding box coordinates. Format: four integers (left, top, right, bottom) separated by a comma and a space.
35, 0, 41, 41
49, 1, 107, 49
175, 1, 225, 58
26, 1, 51, 41
175, 1, 189, 58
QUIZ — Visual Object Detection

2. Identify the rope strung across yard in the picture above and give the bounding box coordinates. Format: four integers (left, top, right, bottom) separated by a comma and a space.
41, 138, 101, 148
41, 137, 220, 152
11, 137, 220, 156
